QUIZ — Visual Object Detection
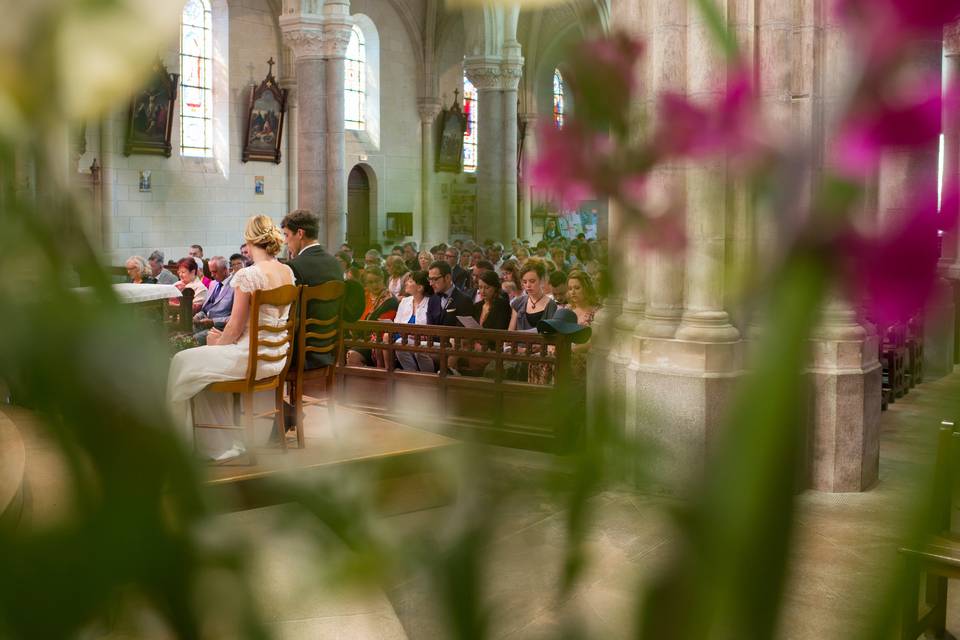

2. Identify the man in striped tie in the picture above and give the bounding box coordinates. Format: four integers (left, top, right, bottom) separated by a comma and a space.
192, 256, 235, 345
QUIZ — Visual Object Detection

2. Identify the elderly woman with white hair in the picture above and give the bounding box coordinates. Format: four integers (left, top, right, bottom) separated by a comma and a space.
124, 255, 156, 284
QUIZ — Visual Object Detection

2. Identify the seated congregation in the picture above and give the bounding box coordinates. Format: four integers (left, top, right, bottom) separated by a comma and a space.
126, 210, 607, 462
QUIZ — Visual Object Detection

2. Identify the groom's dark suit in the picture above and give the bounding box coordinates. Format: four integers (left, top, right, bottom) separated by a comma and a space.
286, 244, 343, 369
427, 285, 474, 327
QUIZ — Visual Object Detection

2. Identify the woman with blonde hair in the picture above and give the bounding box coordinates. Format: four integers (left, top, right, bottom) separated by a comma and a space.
124, 255, 155, 284
561, 269, 601, 379
167, 215, 296, 461
386, 255, 410, 298
417, 249, 433, 272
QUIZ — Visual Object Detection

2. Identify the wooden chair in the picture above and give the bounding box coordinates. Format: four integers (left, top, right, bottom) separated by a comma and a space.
899, 421, 960, 640
192, 284, 299, 464
284, 281, 345, 450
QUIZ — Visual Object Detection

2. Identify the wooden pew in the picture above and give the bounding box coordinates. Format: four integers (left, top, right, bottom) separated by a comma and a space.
899, 422, 960, 640
336, 321, 579, 452
881, 322, 908, 407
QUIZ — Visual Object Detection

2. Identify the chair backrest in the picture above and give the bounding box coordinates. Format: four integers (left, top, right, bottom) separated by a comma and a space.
179, 287, 195, 332
930, 422, 960, 534
295, 281, 346, 373
243, 284, 299, 384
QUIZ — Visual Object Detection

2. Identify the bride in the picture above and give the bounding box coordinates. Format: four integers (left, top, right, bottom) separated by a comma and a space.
167, 215, 295, 461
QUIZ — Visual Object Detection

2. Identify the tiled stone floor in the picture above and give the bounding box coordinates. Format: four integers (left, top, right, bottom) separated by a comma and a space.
384, 371, 960, 639
8, 368, 960, 638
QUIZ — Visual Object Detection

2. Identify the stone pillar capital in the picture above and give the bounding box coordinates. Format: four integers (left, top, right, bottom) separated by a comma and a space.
417, 97, 442, 122
322, 20, 353, 59
464, 56, 524, 91
519, 112, 539, 128
280, 12, 352, 61
281, 18, 327, 61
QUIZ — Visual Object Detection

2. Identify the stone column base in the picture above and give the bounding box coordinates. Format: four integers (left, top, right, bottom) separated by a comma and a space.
807, 363, 882, 492
807, 331, 881, 493
626, 337, 744, 493
924, 278, 957, 379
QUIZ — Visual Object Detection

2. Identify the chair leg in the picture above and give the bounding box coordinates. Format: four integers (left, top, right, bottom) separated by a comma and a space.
243, 392, 256, 465
926, 574, 950, 639
325, 369, 336, 442
277, 384, 287, 453
295, 377, 305, 449
901, 560, 921, 640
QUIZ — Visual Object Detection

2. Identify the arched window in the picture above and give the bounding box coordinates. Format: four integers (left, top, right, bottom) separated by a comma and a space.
553, 68, 565, 128
463, 73, 478, 173
180, 0, 213, 157
345, 24, 366, 130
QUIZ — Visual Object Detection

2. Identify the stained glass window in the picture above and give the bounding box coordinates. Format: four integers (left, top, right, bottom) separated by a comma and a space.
345, 24, 365, 130
553, 68, 565, 128
463, 73, 478, 173
180, 0, 213, 157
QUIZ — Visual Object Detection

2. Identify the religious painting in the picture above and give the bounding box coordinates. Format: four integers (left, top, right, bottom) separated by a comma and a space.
435, 93, 467, 173
254, 176, 264, 195
242, 59, 288, 164
124, 59, 178, 157
138, 170, 152, 193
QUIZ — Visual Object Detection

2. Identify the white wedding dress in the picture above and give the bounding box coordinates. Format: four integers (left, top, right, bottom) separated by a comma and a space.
166, 263, 295, 460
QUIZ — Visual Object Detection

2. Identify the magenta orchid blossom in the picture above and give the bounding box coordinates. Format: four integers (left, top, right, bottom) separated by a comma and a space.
530, 121, 608, 209
655, 66, 763, 163
834, 0, 960, 67
835, 74, 948, 178
835, 0, 960, 37
838, 181, 958, 326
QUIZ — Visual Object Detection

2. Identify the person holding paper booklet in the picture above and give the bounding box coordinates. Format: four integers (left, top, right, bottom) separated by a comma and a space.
393, 271, 436, 372
508, 259, 558, 331
449, 270, 512, 376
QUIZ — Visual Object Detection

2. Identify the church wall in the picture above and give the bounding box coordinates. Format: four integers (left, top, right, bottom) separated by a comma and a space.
345, 0, 420, 249
98, 0, 288, 266
432, 15, 479, 243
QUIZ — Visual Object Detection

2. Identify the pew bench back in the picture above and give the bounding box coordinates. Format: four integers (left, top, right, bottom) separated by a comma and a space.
336, 320, 579, 451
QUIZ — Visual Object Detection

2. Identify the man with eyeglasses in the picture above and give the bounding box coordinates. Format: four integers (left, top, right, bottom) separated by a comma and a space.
426, 261, 473, 326
444, 247, 471, 291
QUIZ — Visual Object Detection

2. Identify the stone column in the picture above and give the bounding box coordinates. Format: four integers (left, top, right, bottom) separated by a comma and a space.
322, 5, 351, 251
806, 3, 882, 492
281, 18, 327, 237
675, 0, 739, 344
518, 113, 537, 242
280, 50, 299, 214
418, 97, 443, 246
941, 25, 960, 281
465, 59, 504, 243
639, 1, 686, 339
501, 54, 522, 242
939, 24, 960, 366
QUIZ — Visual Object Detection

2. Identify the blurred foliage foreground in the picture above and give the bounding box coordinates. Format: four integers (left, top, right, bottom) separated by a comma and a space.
0, 0, 956, 639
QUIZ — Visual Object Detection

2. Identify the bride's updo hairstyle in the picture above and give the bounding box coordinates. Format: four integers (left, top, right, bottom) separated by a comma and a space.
244, 214, 284, 256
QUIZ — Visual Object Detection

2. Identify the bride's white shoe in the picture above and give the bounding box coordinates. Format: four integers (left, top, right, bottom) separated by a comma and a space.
210, 441, 247, 462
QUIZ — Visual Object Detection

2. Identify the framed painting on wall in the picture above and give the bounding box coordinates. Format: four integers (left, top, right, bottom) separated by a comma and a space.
242, 58, 288, 164
124, 59, 178, 157
435, 93, 466, 173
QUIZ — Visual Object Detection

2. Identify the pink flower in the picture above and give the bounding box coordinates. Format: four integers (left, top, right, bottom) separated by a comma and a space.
838, 181, 958, 325
835, 0, 960, 36
530, 121, 607, 209
834, 74, 946, 178
835, 0, 960, 66
564, 33, 645, 131
655, 66, 762, 161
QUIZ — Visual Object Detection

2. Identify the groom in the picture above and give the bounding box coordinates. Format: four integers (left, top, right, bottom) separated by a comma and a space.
279, 210, 347, 434
281, 209, 343, 369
